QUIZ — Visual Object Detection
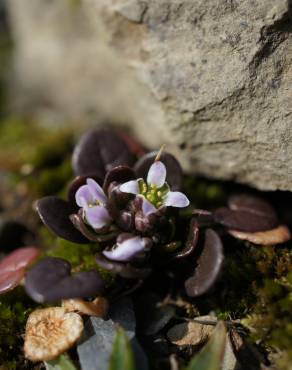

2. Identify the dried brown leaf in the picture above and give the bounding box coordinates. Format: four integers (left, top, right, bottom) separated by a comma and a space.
228, 225, 291, 245
167, 316, 215, 346
24, 307, 83, 362
62, 297, 109, 317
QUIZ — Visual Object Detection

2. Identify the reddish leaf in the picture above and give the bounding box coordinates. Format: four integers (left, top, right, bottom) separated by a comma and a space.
0, 246, 40, 294
0, 246, 40, 274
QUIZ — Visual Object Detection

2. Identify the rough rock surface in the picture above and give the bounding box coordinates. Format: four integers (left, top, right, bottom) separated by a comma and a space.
7, 0, 292, 190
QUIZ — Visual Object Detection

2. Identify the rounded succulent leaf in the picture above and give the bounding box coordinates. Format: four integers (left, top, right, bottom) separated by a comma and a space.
171, 219, 199, 260
72, 128, 135, 177
185, 229, 224, 297
70, 213, 118, 242
103, 166, 136, 193
228, 194, 278, 220
134, 151, 183, 191
25, 257, 105, 303
213, 207, 278, 232
0, 270, 25, 294
36, 196, 88, 243
0, 247, 41, 294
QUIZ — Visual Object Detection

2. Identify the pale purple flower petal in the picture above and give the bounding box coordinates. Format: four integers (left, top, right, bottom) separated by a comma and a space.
147, 161, 166, 187
164, 191, 190, 208
75, 185, 93, 208
141, 196, 157, 216
87, 178, 107, 204
85, 205, 112, 229
103, 235, 146, 262
120, 180, 139, 194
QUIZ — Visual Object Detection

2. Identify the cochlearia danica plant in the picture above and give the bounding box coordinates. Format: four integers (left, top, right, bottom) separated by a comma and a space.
23, 128, 291, 303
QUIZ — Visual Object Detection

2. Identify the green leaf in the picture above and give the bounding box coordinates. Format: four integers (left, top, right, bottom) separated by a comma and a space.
108, 327, 136, 370
186, 321, 227, 370
45, 354, 77, 370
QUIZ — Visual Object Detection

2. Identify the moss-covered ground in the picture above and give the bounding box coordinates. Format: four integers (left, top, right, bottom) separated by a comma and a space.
0, 121, 291, 369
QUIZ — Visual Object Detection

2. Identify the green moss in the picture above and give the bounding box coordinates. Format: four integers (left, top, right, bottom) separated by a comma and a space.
41, 229, 115, 286
0, 287, 38, 369
183, 176, 226, 209
27, 158, 73, 196
0, 118, 75, 197
0, 118, 291, 370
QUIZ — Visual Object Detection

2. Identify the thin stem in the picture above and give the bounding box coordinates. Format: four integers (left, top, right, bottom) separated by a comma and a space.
155, 144, 166, 161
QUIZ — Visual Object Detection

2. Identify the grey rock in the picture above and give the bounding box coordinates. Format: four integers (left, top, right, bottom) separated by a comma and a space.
77, 297, 138, 370
77, 317, 115, 370
115, 0, 148, 23
7, 0, 292, 190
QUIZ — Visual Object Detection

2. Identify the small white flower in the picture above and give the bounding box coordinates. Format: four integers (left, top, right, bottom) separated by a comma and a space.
75, 178, 112, 230
120, 161, 189, 215
103, 233, 148, 262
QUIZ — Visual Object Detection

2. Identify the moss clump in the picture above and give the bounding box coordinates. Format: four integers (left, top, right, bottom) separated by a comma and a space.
243, 270, 292, 369
0, 118, 75, 197
28, 158, 73, 196
0, 287, 38, 369
41, 228, 115, 286
183, 176, 226, 209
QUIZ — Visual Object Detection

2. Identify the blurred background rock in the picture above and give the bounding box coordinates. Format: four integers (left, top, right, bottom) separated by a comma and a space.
2, 0, 292, 190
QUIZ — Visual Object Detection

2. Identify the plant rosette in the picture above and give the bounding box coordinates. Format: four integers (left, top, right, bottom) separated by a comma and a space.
25, 128, 291, 305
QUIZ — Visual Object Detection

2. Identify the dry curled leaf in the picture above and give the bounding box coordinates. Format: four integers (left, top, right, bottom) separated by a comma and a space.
167, 316, 215, 346
62, 297, 109, 317
24, 307, 84, 362
228, 225, 291, 245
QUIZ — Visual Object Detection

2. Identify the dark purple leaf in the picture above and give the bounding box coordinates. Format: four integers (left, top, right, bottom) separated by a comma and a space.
134, 151, 183, 191
69, 214, 118, 242
67, 175, 103, 204
36, 196, 88, 243
95, 254, 151, 279
107, 184, 133, 214
213, 207, 278, 232
171, 219, 199, 260
115, 211, 135, 232
25, 257, 105, 303
192, 209, 215, 227
134, 212, 156, 234
185, 229, 224, 297
72, 129, 135, 177
103, 166, 136, 193
228, 194, 278, 220
118, 131, 146, 158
